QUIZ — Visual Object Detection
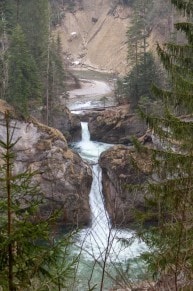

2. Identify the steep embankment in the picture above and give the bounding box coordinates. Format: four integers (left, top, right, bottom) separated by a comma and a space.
56, 0, 131, 74
99, 145, 152, 226
55, 0, 175, 75
0, 100, 92, 227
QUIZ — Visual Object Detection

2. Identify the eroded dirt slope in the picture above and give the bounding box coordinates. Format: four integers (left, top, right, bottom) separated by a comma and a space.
55, 0, 176, 75
56, 0, 131, 74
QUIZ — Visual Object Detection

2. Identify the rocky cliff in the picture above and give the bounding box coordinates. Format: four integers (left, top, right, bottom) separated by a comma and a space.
87, 105, 147, 144
99, 145, 151, 226
30, 102, 81, 142
0, 100, 92, 227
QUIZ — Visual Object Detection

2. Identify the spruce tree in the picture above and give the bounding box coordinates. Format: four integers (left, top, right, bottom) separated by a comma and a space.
0, 0, 67, 119
125, 0, 156, 108
122, 52, 160, 107
0, 111, 76, 290
19, 0, 50, 72
48, 36, 66, 106
7, 25, 41, 116
134, 0, 193, 288
19, 0, 50, 106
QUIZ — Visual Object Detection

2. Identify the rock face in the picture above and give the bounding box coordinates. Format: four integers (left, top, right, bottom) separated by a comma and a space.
88, 105, 147, 144
49, 104, 82, 142
30, 103, 81, 142
99, 145, 151, 226
0, 100, 92, 227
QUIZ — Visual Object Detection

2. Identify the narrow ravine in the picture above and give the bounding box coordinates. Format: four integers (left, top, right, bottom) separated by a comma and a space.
70, 122, 146, 290
65, 74, 147, 289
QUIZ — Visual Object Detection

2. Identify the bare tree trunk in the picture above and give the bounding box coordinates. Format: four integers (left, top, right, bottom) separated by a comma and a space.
46, 5, 51, 126
0, 8, 8, 99
16, 0, 20, 23
5, 112, 14, 291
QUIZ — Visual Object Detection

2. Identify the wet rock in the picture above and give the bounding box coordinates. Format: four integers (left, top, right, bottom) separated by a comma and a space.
0, 100, 92, 227
99, 145, 151, 227
49, 105, 82, 142
88, 105, 147, 144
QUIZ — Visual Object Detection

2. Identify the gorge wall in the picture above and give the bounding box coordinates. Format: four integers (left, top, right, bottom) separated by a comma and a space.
99, 145, 152, 226
0, 100, 92, 227
55, 0, 174, 75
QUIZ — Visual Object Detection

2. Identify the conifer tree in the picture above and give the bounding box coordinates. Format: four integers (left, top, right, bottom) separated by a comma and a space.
0, 111, 76, 290
124, 0, 157, 108
7, 25, 41, 116
0, 0, 67, 120
19, 0, 51, 107
49, 36, 66, 104
122, 52, 160, 107
19, 0, 50, 72
134, 0, 193, 288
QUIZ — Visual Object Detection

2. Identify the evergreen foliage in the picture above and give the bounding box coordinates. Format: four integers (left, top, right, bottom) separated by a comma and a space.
19, 0, 50, 74
127, 0, 153, 68
115, 0, 163, 108
49, 0, 65, 26
0, 112, 76, 290
0, 0, 67, 121
134, 0, 193, 287
44, 34, 67, 125
116, 52, 161, 107
7, 25, 41, 116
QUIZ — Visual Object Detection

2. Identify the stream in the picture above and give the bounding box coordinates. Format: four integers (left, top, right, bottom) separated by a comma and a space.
67, 76, 147, 290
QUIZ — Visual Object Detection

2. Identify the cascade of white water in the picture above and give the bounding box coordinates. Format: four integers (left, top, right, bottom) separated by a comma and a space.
81, 122, 90, 141
89, 164, 109, 227
74, 122, 146, 263
79, 122, 110, 226
66, 75, 148, 288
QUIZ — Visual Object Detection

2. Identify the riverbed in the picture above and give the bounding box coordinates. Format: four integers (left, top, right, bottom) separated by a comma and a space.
66, 74, 116, 111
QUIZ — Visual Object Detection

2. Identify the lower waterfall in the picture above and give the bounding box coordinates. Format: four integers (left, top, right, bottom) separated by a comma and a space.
69, 122, 146, 290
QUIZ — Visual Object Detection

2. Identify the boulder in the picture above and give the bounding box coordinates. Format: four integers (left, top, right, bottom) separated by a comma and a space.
30, 102, 81, 142
0, 100, 92, 227
88, 105, 147, 144
99, 145, 151, 227
49, 104, 82, 142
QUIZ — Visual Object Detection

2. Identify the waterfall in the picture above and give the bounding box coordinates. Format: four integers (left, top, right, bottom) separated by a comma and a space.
89, 164, 109, 228
81, 122, 90, 141
80, 122, 110, 228
73, 122, 146, 264
77, 122, 113, 258
69, 122, 147, 290
66, 76, 147, 289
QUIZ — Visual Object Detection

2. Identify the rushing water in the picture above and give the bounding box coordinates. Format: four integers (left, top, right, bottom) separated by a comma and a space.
69, 122, 147, 291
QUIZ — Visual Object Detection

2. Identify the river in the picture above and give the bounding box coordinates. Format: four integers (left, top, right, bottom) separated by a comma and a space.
67, 76, 146, 290
66, 78, 116, 111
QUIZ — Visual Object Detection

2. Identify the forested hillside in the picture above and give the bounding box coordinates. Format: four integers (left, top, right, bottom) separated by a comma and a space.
0, 0, 67, 122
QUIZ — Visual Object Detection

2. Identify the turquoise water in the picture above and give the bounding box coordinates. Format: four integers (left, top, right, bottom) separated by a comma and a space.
65, 122, 147, 290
